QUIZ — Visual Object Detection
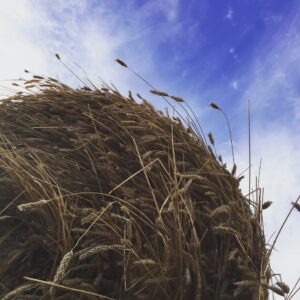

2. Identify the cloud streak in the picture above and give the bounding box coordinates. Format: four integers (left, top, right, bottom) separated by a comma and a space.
241, 13, 300, 121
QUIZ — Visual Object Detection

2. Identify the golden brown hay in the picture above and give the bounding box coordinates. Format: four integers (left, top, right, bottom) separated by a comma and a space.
0, 77, 270, 299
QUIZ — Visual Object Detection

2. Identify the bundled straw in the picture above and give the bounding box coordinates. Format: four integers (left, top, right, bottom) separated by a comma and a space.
0, 77, 269, 299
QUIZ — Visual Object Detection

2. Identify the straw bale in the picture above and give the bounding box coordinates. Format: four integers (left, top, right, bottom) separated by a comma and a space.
0, 78, 269, 299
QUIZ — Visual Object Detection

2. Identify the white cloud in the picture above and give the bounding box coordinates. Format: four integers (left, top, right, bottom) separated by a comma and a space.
231, 80, 238, 90
212, 112, 300, 299
231, 126, 300, 294
225, 8, 233, 20
228, 15, 300, 292
264, 14, 283, 25
291, 97, 300, 120
0, 1, 158, 105
221, 15, 300, 293
164, 0, 179, 21
218, 14, 300, 297
0, 1, 53, 84
242, 14, 300, 119
0, 0, 185, 100
141, 0, 179, 22
229, 47, 238, 60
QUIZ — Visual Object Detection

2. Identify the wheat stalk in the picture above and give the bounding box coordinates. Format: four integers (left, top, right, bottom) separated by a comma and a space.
2, 284, 36, 300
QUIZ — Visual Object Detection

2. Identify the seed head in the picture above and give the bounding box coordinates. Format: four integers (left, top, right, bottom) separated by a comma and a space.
115, 58, 128, 68
292, 201, 300, 212
33, 75, 44, 80
128, 90, 134, 101
210, 102, 220, 110
55, 53, 61, 60
150, 90, 169, 97
208, 132, 215, 145
170, 95, 184, 102
276, 282, 290, 294
268, 285, 285, 296
237, 175, 244, 182
262, 201, 273, 210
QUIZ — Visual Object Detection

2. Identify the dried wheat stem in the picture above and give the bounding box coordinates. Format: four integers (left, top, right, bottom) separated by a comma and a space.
24, 276, 114, 299
133, 259, 157, 266
79, 244, 127, 261
17, 199, 52, 212
2, 284, 36, 300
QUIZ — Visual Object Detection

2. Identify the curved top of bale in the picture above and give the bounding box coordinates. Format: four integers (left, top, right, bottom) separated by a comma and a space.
0, 78, 270, 299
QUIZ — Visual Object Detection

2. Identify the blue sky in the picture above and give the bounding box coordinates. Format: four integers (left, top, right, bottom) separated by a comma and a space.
1, 0, 300, 296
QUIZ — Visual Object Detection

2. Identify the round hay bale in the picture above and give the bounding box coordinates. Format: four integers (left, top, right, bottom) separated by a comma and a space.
0, 78, 270, 299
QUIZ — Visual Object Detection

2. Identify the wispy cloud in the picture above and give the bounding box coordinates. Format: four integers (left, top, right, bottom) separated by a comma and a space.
0, 0, 180, 99
264, 14, 283, 25
221, 13, 300, 290
231, 80, 239, 90
231, 126, 300, 288
242, 14, 300, 120
229, 47, 238, 60
162, 0, 179, 21
225, 8, 234, 20
0, 2, 55, 81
